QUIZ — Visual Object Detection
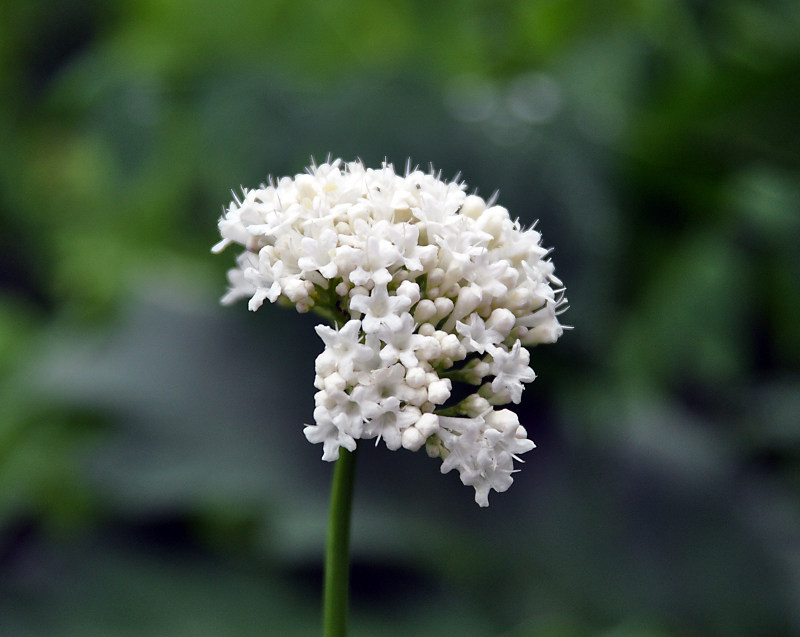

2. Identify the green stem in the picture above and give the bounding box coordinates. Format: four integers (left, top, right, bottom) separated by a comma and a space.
323, 444, 359, 637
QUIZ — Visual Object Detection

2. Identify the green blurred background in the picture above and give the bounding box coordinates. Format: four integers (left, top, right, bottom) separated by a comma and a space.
2, 1, 799, 635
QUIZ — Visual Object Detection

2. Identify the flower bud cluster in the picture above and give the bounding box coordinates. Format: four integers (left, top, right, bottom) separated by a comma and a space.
214, 159, 567, 506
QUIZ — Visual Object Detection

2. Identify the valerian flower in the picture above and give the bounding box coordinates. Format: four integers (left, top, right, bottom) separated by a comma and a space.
214, 158, 567, 506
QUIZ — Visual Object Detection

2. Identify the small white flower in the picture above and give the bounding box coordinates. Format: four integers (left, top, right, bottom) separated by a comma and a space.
362, 401, 420, 450
303, 409, 357, 462
487, 340, 536, 404
456, 313, 505, 354
348, 223, 403, 287
349, 283, 413, 334
376, 312, 424, 368
438, 409, 535, 506
357, 363, 416, 405
314, 320, 374, 380
215, 158, 567, 506
298, 228, 340, 279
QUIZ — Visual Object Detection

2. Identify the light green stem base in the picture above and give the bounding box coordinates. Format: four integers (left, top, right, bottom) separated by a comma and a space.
323, 445, 358, 637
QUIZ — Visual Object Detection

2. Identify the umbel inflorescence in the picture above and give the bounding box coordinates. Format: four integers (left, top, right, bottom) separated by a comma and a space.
213, 159, 567, 506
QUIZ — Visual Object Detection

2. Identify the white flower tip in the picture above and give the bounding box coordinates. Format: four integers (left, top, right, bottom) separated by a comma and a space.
211, 238, 231, 253
321, 447, 340, 462
401, 427, 425, 451
427, 379, 451, 405
486, 308, 516, 336
416, 412, 439, 438
460, 194, 486, 220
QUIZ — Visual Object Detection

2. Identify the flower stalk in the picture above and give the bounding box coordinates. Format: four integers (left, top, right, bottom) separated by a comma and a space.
323, 444, 359, 637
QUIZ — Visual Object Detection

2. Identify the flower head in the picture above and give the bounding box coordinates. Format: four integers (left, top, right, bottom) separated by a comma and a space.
214, 158, 567, 506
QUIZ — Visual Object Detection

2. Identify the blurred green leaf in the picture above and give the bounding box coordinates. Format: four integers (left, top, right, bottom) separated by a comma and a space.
2, 0, 800, 634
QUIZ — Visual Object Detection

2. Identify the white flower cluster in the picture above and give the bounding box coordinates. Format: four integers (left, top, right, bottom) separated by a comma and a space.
214, 159, 567, 506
